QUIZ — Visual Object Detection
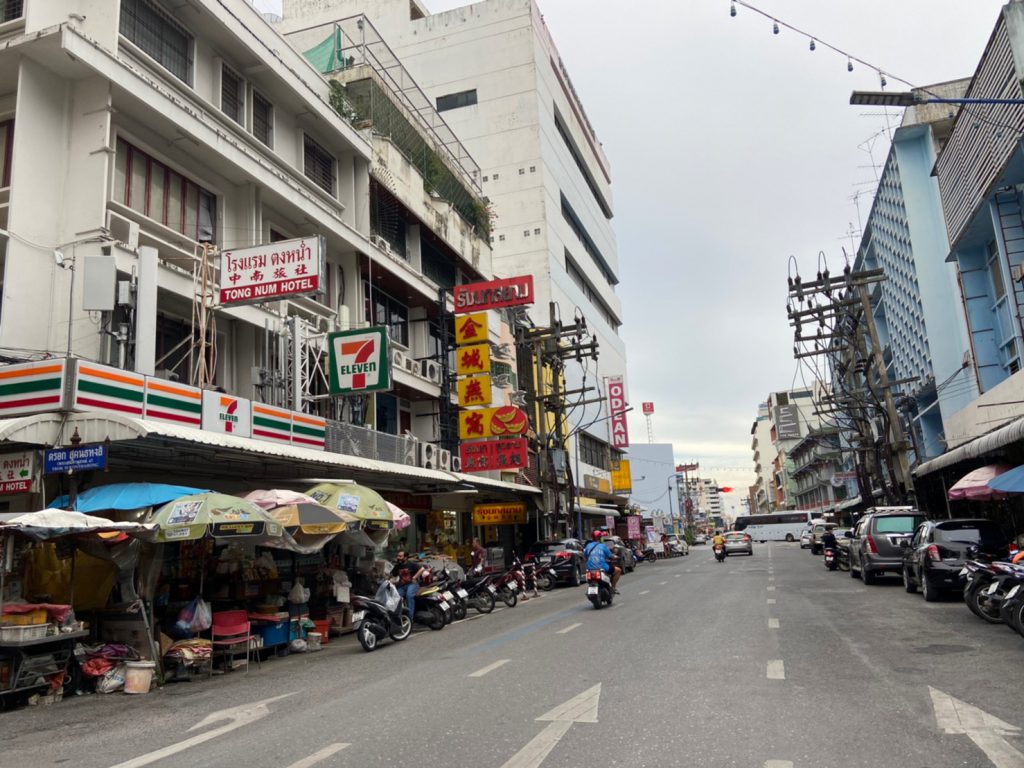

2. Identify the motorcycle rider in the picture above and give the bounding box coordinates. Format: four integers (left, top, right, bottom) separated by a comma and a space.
821, 527, 839, 557
711, 530, 727, 562
584, 530, 621, 594
390, 551, 426, 621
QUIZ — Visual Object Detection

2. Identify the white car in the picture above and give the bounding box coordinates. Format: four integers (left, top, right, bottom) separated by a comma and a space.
799, 528, 813, 549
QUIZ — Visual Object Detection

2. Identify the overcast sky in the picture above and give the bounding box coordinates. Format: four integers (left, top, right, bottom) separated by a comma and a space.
257, 0, 1007, 514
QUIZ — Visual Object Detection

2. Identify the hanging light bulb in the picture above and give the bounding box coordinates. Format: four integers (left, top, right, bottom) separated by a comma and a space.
772, 20, 779, 34
847, 57, 854, 73
809, 39, 816, 52
730, 1, 736, 17
879, 71, 887, 88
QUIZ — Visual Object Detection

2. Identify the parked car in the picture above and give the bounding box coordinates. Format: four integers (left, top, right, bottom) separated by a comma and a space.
694, 534, 708, 545
848, 508, 926, 584
902, 518, 1010, 601
799, 527, 813, 550
524, 539, 586, 586
666, 535, 690, 556
810, 522, 837, 555
601, 535, 637, 572
723, 531, 753, 556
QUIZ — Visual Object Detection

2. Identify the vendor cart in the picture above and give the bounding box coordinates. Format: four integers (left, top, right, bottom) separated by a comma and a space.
0, 628, 88, 698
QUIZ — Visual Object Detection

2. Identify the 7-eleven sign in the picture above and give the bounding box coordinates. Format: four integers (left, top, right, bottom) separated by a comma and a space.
328, 327, 392, 395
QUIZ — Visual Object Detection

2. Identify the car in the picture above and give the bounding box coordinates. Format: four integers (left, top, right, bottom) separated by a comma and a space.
601, 534, 637, 572
848, 508, 926, 584
810, 522, 837, 555
902, 518, 1010, 601
525, 538, 587, 586
667, 535, 690, 556
723, 531, 753, 556
694, 534, 708, 545
799, 527, 813, 549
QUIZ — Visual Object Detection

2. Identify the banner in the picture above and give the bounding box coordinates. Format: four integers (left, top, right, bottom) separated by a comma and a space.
607, 376, 629, 448
459, 438, 528, 472
610, 459, 632, 493
219, 236, 324, 305
472, 502, 527, 526
327, 327, 392, 395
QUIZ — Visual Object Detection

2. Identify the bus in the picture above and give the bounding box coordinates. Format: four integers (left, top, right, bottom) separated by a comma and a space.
732, 512, 821, 542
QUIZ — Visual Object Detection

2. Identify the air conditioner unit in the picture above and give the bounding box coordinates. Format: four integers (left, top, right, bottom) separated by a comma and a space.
404, 357, 418, 374
451, 455, 463, 473
391, 349, 407, 371
420, 442, 439, 469
106, 210, 140, 250
422, 360, 442, 383
438, 449, 452, 471
402, 435, 419, 466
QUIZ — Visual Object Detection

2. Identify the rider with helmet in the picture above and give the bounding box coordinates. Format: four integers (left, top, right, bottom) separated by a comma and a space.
584, 530, 622, 594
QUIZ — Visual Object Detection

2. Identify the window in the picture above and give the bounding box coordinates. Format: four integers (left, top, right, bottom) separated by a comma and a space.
252, 90, 273, 148
577, 433, 609, 470
0, 119, 12, 187
303, 134, 335, 195
120, 0, 193, 85
221, 65, 243, 125
560, 193, 617, 286
565, 251, 620, 331
114, 137, 216, 241
986, 239, 1021, 373
554, 108, 612, 219
1, 0, 23, 23
363, 283, 408, 347
436, 89, 477, 113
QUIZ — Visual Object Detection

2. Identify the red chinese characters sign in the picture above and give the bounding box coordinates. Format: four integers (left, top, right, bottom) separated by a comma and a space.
459, 438, 528, 473
608, 376, 629, 448
219, 236, 325, 305
454, 275, 534, 314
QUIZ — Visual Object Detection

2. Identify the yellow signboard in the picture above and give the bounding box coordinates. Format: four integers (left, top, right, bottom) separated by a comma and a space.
456, 343, 490, 375
473, 502, 527, 526
459, 406, 530, 440
611, 459, 632, 493
455, 313, 488, 346
458, 374, 492, 407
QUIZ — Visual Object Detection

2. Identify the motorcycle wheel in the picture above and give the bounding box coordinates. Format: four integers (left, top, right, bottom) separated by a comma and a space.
453, 601, 467, 622
425, 605, 446, 631
390, 614, 413, 641
472, 590, 496, 614
500, 588, 518, 608
966, 586, 1003, 624
604, 588, 614, 606
358, 623, 379, 652
536, 573, 555, 592
589, 592, 603, 610
1012, 601, 1024, 637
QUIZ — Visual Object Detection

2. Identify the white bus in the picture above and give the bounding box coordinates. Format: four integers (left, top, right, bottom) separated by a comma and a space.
732, 512, 820, 542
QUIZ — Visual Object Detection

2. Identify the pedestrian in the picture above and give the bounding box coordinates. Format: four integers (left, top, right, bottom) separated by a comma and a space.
471, 537, 488, 572
390, 551, 425, 621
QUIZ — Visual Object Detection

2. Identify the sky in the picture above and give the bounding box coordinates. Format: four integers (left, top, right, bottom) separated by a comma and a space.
256, 0, 1008, 516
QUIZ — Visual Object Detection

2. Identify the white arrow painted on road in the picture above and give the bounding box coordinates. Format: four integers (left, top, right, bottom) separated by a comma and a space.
500, 684, 601, 768
930, 687, 1024, 768
109, 692, 297, 768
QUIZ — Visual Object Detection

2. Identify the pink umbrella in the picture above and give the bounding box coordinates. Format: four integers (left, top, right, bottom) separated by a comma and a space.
947, 465, 1014, 501
243, 489, 318, 510
387, 502, 411, 530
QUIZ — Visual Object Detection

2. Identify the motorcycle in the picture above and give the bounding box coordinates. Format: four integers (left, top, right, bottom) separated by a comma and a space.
713, 544, 726, 563
409, 569, 451, 630
352, 581, 413, 652
431, 567, 470, 621
462, 564, 498, 613
823, 546, 838, 571
633, 547, 657, 565
586, 569, 613, 609
533, 560, 557, 591
493, 557, 526, 607
962, 558, 1015, 624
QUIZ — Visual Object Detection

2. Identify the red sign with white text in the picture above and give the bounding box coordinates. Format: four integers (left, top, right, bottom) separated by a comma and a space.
642, 402, 654, 415
608, 376, 629, 449
454, 275, 534, 314
219, 236, 324, 305
459, 438, 528, 473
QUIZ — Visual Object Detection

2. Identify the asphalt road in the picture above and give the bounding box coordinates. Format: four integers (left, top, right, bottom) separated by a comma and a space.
4, 543, 1024, 768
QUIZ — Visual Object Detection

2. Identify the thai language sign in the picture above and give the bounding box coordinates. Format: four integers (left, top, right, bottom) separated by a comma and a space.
454, 275, 534, 314
472, 502, 527, 526
607, 376, 629, 448
459, 438, 528, 473
0, 451, 34, 494
44, 445, 106, 474
219, 236, 325, 305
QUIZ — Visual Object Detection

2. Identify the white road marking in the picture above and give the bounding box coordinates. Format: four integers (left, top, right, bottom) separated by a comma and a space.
764, 761, 794, 768
659, 581, 667, 585
537, 683, 601, 723
469, 659, 511, 677
638, 590, 650, 595
768, 618, 780, 629
767, 660, 785, 680
767, 598, 776, 604
675, 573, 682, 578
556, 623, 582, 635
930, 686, 1024, 768
767, 585, 776, 592
501, 721, 573, 768
284, 743, 350, 768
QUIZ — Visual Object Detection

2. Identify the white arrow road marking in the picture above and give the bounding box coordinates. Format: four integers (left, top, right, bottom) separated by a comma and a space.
469, 659, 511, 677
930, 687, 1024, 768
110, 693, 297, 768
767, 660, 785, 680
285, 743, 350, 768
555, 623, 582, 635
768, 618, 780, 629
501, 684, 602, 768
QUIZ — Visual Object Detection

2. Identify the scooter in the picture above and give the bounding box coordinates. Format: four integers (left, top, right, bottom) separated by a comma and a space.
462, 564, 498, 613
823, 546, 838, 571
713, 544, 726, 563
352, 582, 413, 652
586, 569, 613, 609
409, 569, 450, 630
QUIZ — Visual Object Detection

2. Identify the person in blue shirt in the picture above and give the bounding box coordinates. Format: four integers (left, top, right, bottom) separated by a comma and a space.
584, 530, 621, 594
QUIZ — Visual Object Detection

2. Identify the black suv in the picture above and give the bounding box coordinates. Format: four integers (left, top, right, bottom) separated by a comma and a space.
902, 518, 1010, 601
525, 539, 586, 586
848, 509, 925, 584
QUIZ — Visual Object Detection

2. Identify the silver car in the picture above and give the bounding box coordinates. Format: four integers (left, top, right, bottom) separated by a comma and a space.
724, 532, 753, 556
799, 527, 813, 549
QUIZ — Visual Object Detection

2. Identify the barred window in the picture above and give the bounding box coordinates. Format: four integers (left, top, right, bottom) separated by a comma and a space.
436, 89, 477, 113
221, 65, 243, 125
1, 0, 24, 23
303, 134, 335, 195
252, 90, 273, 148
120, 0, 193, 85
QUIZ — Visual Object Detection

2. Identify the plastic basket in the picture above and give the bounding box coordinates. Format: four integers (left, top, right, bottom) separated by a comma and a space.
0, 623, 50, 642
1, 609, 48, 626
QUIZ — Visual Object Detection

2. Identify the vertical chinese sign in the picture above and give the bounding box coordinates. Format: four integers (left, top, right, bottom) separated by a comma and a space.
608, 376, 629, 449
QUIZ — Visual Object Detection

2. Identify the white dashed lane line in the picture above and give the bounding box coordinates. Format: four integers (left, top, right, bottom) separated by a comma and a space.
469, 659, 511, 677
556, 623, 582, 635
284, 743, 350, 768
638, 590, 650, 595
767, 586, 776, 592
767, 660, 785, 680
764, 761, 793, 768
767, 598, 776, 604
768, 618, 780, 629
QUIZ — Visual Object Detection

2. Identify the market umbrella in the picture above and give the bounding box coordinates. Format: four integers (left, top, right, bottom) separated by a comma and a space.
387, 502, 412, 531
243, 490, 358, 533
147, 493, 284, 544
989, 464, 1024, 495
0, 510, 158, 542
304, 483, 394, 527
947, 464, 1014, 501
49, 483, 208, 513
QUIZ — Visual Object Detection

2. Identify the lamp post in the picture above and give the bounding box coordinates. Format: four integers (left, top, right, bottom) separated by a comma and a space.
849, 90, 1024, 107
666, 472, 683, 530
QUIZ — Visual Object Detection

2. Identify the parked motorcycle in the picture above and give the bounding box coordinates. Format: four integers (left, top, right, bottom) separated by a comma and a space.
462, 564, 498, 613
713, 544, 726, 563
633, 546, 657, 565
962, 559, 1014, 624
431, 567, 470, 621
492, 565, 522, 608
533, 560, 557, 591
352, 581, 413, 652
996, 567, 1024, 633
410, 569, 451, 630
586, 569, 613, 609
824, 546, 838, 571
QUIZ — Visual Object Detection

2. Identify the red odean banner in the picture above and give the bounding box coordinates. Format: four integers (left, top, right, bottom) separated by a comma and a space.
454, 275, 534, 314
459, 438, 528, 473
608, 376, 629, 449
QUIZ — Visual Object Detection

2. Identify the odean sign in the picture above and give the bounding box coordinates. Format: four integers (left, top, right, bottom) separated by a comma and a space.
454, 275, 534, 315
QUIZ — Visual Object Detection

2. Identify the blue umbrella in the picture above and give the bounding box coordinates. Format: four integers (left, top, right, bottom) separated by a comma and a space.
988, 465, 1024, 494
50, 483, 209, 513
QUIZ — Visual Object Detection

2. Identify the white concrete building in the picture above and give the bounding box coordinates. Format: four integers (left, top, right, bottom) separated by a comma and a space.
276, 0, 629, 494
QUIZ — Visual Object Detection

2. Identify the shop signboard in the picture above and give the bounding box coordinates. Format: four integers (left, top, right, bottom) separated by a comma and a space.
144, 378, 202, 427
455, 343, 490, 376
605, 515, 617, 530
0, 359, 68, 417
459, 437, 528, 473
327, 326, 392, 395
44, 444, 106, 474
0, 451, 34, 494
472, 502, 527, 526
219, 236, 325, 305
642, 402, 654, 415
454, 275, 534, 315
457, 374, 492, 408
459, 406, 529, 440
201, 391, 253, 438
291, 412, 326, 449
252, 403, 293, 445
72, 360, 145, 417
607, 376, 629, 448
626, 515, 642, 539
610, 459, 632, 493
455, 313, 488, 345
775, 404, 801, 440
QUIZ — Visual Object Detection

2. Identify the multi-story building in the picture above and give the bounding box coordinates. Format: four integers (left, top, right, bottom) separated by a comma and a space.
750, 402, 773, 512
276, 0, 630, 509
788, 428, 846, 513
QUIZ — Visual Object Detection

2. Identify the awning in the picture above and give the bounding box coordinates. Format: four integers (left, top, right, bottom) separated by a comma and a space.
989, 464, 1024, 495
577, 504, 619, 518
836, 495, 863, 511
948, 464, 1013, 501
914, 416, 1024, 477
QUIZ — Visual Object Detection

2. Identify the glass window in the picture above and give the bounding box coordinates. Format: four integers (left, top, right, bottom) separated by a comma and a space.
363, 283, 409, 347
120, 0, 193, 85
1, 1, 24, 23
0, 120, 13, 187
436, 89, 478, 113
935, 521, 1007, 547
252, 90, 273, 148
303, 134, 335, 195
873, 515, 924, 534
221, 66, 243, 125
